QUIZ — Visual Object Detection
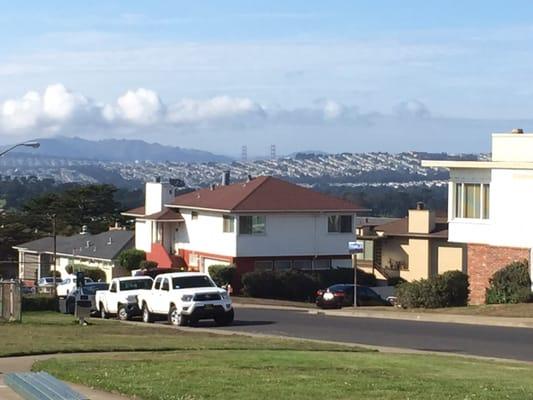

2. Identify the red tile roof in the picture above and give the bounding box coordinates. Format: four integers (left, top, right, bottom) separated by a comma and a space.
167, 176, 367, 213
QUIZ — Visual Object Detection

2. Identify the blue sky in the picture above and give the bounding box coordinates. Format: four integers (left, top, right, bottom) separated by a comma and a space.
1, 1, 533, 156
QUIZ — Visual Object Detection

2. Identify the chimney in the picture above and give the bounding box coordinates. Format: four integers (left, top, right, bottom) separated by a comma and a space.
155, 176, 161, 183
145, 181, 174, 215
512, 128, 524, 134
247, 174, 253, 182
408, 203, 435, 234
221, 170, 230, 186
210, 183, 216, 191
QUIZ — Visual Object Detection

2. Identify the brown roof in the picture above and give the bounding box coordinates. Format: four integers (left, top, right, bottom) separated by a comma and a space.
122, 206, 183, 221
374, 217, 448, 239
167, 176, 367, 213
122, 206, 145, 217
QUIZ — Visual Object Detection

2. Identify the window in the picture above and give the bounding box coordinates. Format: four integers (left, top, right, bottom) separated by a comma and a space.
313, 259, 331, 270
223, 215, 235, 233
110, 282, 117, 293
161, 279, 169, 291
154, 277, 162, 290
254, 260, 273, 271
119, 279, 153, 291
191, 211, 198, 220
328, 215, 353, 233
274, 260, 292, 270
172, 275, 215, 289
239, 215, 266, 235
454, 183, 490, 220
293, 259, 313, 270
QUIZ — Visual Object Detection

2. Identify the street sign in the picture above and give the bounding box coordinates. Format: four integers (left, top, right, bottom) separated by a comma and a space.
348, 241, 364, 254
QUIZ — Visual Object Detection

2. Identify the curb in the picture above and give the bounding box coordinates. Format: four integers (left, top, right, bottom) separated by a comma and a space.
233, 303, 533, 329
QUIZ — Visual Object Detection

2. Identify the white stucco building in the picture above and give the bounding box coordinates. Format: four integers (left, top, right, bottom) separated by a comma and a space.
123, 175, 367, 287
422, 129, 533, 303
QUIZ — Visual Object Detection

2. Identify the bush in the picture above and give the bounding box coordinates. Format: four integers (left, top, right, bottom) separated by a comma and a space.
139, 260, 158, 270
69, 264, 107, 282
486, 260, 532, 304
208, 264, 236, 287
118, 249, 146, 271
396, 270, 469, 308
22, 295, 58, 311
242, 270, 285, 299
388, 276, 406, 287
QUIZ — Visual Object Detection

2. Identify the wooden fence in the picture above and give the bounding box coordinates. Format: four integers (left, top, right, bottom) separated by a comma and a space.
0, 281, 21, 322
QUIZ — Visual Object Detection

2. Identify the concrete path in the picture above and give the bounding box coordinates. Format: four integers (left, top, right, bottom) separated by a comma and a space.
0, 354, 130, 400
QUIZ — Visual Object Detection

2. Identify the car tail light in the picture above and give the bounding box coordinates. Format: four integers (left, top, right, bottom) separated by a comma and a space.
333, 291, 345, 297
316, 290, 324, 296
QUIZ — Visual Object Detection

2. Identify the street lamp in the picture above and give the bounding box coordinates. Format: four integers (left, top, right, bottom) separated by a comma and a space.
0, 140, 40, 157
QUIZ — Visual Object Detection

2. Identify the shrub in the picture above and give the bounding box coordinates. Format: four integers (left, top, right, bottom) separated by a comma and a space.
387, 276, 406, 287
22, 295, 58, 311
50, 270, 62, 278
208, 264, 236, 287
396, 270, 469, 308
242, 270, 284, 299
118, 249, 146, 271
139, 260, 158, 270
69, 264, 107, 282
486, 260, 532, 304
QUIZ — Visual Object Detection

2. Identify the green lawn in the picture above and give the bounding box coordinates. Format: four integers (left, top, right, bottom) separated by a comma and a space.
34, 350, 533, 400
0, 312, 357, 357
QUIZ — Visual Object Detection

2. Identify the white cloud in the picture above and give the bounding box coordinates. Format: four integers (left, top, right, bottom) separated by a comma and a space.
322, 100, 344, 120
1, 91, 42, 131
108, 88, 164, 125
394, 100, 431, 118
42, 84, 90, 121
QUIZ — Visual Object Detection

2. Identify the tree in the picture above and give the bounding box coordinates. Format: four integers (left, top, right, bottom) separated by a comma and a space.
118, 249, 146, 271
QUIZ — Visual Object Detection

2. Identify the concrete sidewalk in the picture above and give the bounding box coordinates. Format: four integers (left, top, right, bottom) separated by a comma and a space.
0, 354, 130, 400
233, 302, 533, 329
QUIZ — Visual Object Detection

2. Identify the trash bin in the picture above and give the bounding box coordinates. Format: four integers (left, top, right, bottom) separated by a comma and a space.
75, 300, 92, 319
58, 297, 68, 314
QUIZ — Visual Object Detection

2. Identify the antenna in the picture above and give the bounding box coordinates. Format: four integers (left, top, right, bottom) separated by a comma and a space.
270, 144, 276, 159
241, 145, 248, 162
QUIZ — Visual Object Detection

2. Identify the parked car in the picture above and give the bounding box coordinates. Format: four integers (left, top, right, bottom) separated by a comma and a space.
95, 276, 153, 320
56, 275, 94, 298
37, 277, 63, 294
316, 284, 392, 308
65, 282, 109, 314
137, 272, 234, 326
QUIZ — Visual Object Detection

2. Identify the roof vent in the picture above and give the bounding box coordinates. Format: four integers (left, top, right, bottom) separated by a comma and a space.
247, 174, 253, 182
221, 170, 230, 186
210, 183, 216, 191
416, 201, 425, 210
512, 128, 524, 134
107, 237, 112, 245
86, 240, 92, 248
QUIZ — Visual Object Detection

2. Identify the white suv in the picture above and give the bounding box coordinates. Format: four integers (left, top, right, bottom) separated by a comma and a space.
137, 272, 234, 326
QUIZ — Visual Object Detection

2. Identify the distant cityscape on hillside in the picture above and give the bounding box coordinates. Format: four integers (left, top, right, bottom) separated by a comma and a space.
0, 137, 487, 191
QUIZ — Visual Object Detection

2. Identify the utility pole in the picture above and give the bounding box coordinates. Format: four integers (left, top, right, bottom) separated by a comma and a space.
352, 253, 357, 308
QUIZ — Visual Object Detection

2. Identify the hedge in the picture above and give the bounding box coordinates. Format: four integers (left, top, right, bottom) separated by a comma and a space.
241, 268, 376, 302
22, 295, 58, 311
139, 260, 159, 270
208, 264, 236, 287
395, 270, 469, 308
69, 264, 107, 282
486, 260, 532, 304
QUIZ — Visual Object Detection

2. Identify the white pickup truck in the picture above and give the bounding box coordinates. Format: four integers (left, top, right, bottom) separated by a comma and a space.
137, 272, 234, 326
95, 276, 153, 320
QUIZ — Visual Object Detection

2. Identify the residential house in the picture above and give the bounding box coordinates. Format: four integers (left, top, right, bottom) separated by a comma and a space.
123, 175, 368, 286
355, 205, 466, 282
14, 228, 134, 284
422, 129, 533, 304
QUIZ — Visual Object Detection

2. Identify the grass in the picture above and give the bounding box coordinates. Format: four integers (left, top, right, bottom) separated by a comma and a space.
0, 311, 356, 357
34, 350, 533, 400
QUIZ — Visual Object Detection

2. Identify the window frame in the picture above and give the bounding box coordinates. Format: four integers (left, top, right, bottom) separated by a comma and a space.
239, 215, 266, 235
191, 211, 198, 220
222, 215, 235, 233
327, 214, 353, 233
453, 182, 490, 220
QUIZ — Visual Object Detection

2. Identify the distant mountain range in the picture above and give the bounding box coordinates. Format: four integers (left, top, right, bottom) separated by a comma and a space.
9, 136, 232, 163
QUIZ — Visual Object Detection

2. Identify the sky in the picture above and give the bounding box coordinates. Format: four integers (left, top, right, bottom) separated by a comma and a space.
1, 1, 533, 156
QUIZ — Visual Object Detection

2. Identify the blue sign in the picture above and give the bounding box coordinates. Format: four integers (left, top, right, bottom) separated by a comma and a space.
348, 241, 364, 254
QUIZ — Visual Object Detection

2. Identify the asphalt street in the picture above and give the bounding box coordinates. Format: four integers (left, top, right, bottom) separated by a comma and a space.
195, 306, 533, 361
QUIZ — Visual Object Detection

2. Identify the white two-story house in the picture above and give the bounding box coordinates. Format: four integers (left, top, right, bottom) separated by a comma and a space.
123, 175, 367, 287
422, 129, 533, 304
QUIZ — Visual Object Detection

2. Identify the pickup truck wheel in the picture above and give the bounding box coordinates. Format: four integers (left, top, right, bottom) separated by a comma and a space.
215, 309, 234, 326
117, 305, 130, 321
142, 304, 153, 323
168, 305, 188, 326
99, 303, 108, 319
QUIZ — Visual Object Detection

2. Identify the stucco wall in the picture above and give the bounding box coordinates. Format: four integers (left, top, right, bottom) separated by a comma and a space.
401, 239, 430, 282
437, 245, 464, 274
236, 213, 355, 257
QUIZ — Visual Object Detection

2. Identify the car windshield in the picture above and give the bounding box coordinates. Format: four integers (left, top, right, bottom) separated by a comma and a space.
172, 275, 215, 289
119, 279, 153, 291
82, 283, 109, 294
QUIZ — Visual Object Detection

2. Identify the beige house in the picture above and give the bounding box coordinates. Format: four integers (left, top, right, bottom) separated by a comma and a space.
356, 203, 466, 282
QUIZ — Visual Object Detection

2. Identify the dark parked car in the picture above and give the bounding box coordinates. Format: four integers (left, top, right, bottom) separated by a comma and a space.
65, 282, 109, 314
316, 284, 391, 308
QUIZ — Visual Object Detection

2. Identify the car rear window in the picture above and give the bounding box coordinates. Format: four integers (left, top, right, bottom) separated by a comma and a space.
119, 279, 153, 291
82, 283, 109, 294
172, 276, 215, 289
